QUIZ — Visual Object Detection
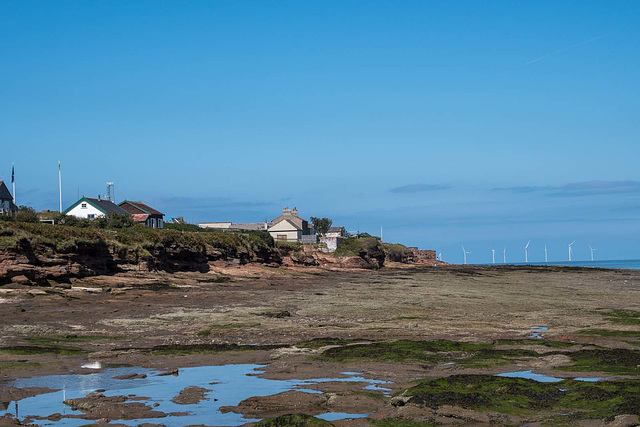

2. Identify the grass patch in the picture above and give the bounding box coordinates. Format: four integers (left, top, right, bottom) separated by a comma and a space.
399, 375, 640, 419
151, 343, 282, 355
197, 323, 261, 336
1, 345, 88, 355
577, 329, 640, 338
256, 413, 330, 426
334, 237, 382, 257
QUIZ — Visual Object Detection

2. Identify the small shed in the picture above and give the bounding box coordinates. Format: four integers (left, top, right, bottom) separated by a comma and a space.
118, 200, 165, 229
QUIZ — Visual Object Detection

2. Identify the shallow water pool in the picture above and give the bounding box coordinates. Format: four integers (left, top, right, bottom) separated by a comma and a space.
0, 364, 388, 426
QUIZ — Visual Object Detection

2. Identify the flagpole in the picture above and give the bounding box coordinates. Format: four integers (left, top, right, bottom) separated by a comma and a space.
11, 163, 15, 206
58, 162, 62, 213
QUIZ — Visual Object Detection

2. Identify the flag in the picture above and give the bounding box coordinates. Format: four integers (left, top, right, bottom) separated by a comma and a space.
11, 164, 14, 183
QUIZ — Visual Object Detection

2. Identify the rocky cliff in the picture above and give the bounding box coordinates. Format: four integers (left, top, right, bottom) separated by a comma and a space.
0, 222, 280, 285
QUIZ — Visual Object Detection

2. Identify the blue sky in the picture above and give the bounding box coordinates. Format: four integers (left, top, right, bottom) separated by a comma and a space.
2, 1, 639, 263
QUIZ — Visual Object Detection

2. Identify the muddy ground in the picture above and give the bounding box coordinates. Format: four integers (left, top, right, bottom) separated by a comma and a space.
1, 263, 639, 425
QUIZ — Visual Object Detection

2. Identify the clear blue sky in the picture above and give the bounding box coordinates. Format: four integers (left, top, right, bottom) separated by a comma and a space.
2, 1, 639, 263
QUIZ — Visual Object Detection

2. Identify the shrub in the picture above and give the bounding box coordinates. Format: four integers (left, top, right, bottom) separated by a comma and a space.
14, 206, 39, 223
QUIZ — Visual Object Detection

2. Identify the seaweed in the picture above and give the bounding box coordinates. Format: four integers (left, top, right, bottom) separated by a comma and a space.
256, 414, 330, 426
399, 375, 640, 419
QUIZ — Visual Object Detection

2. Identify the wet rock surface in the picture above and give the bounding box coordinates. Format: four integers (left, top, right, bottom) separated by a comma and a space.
220, 389, 383, 419
170, 386, 212, 405
63, 392, 167, 420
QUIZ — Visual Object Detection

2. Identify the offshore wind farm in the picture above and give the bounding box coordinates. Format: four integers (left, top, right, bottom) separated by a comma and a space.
2, 1, 640, 425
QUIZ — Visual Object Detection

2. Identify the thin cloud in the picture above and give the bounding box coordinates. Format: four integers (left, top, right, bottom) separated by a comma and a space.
525, 35, 603, 65
493, 181, 640, 197
390, 184, 451, 194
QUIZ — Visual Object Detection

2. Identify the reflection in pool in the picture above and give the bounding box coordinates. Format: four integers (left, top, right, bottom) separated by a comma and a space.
0, 364, 389, 426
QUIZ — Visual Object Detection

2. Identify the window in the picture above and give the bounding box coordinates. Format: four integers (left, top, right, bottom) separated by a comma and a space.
87, 214, 95, 219
81, 203, 87, 209
277, 235, 287, 241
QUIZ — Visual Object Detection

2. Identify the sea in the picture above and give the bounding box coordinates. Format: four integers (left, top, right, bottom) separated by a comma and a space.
485, 259, 640, 270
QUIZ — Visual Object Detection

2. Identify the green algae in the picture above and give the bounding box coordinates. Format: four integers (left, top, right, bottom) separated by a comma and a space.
494, 339, 574, 348
1, 345, 88, 355
559, 348, 640, 375
256, 413, 331, 426
312, 339, 538, 367
151, 343, 282, 355
28, 334, 120, 343
398, 375, 640, 419
295, 338, 366, 349
369, 420, 437, 427
603, 309, 640, 326
0, 361, 41, 371
197, 323, 261, 336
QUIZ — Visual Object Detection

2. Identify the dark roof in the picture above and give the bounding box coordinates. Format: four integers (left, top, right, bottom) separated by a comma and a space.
63, 197, 129, 215
84, 198, 129, 214
0, 181, 12, 201
119, 200, 164, 217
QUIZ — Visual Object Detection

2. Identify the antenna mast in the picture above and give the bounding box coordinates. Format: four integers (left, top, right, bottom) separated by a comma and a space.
106, 182, 115, 203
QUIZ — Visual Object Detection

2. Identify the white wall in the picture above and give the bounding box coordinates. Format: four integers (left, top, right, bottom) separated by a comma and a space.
199, 222, 232, 229
66, 202, 104, 219
269, 230, 301, 242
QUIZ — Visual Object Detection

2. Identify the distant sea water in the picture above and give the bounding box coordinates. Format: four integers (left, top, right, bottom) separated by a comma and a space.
480, 259, 640, 270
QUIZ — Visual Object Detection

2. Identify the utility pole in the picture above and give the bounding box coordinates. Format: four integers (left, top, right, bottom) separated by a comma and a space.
58, 162, 62, 213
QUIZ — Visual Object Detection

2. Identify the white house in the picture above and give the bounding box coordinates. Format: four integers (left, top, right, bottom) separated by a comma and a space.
267, 207, 314, 242
63, 197, 129, 220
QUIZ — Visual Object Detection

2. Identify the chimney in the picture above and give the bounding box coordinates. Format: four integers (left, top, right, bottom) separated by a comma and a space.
292, 207, 298, 217
98, 195, 101, 201
282, 207, 290, 215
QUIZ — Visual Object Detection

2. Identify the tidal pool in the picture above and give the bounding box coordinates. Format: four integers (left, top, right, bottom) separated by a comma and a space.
0, 364, 388, 426
497, 370, 604, 383
529, 326, 548, 339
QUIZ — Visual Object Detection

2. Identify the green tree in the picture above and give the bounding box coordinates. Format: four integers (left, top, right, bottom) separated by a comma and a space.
310, 217, 332, 237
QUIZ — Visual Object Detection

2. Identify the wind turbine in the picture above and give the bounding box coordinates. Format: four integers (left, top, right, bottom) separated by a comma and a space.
568, 240, 575, 262
588, 244, 596, 262
544, 244, 548, 263
491, 249, 496, 264
503, 246, 507, 264
524, 239, 531, 264
461, 245, 471, 265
